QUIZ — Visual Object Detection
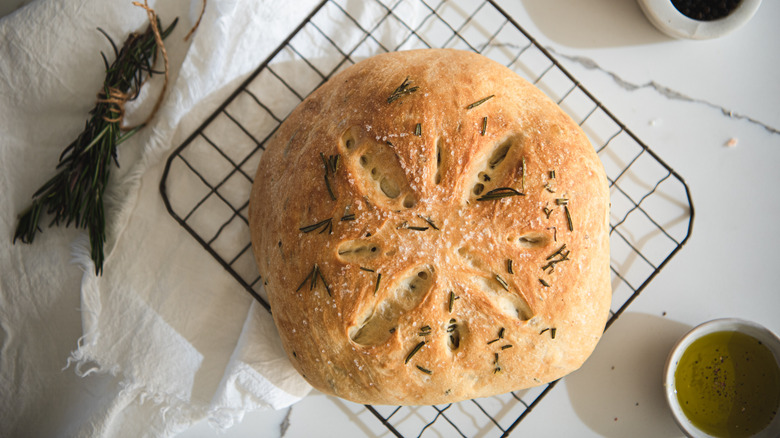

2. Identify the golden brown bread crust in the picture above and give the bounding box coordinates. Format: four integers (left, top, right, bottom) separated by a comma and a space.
249, 49, 611, 405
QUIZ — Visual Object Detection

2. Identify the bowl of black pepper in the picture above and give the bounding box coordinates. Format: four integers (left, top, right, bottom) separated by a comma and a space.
637, 0, 762, 40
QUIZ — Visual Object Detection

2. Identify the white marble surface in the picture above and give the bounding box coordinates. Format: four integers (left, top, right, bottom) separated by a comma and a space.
178, 0, 780, 437
2, 0, 777, 436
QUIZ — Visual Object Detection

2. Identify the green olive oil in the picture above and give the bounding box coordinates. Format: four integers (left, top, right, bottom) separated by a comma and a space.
675, 331, 780, 437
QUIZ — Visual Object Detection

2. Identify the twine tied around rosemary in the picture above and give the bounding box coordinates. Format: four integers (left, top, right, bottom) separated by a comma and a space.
95, 87, 131, 124
96, 0, 206, 129
92, 0, 171, 130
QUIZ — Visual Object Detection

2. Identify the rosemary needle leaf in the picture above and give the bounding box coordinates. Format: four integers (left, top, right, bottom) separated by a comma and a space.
546, 244, 567, 260
317, 267, 331, 296
319, 152, 329, 174
330, 154, 340, 174
476, 187, 524, 201
96, 27, 119, 58
387, 76, 419, 103
405, 341, 425, 364
320, 152, 336, 200
495, 274, 509, 291
418, 215, 440, 230
467, 94, 495, 109
324, 173, 336, 201
296, 266, 315, 292
310, 264, 319, 291
299, 218, 332, 233
416, 365, 433, 375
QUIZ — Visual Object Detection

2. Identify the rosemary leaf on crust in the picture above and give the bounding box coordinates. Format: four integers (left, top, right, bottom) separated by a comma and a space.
320, 152, 337, 201
416, 365, 432, 375
418, 215, 440, 230
495, 274, 509, 291
405, 341, 425, 364
316, 266, 331, 296
299, 217, 332, 234
466, 94, 494, 109
387, 76, 419, 103
546, 244, 567, 260
565, 205, 574, 231
448, 291, 459, 313
296, 267, 314, 292
476, 187, 524, 201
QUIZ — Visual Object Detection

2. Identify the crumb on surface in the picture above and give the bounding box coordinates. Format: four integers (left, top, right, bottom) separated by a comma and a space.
726, 137, 738, 147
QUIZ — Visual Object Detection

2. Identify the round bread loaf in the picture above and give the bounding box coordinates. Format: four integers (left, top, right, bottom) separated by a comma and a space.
249, 49, 611, 406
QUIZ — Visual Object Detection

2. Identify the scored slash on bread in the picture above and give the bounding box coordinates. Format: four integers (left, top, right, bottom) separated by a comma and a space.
249, 48, 611, 406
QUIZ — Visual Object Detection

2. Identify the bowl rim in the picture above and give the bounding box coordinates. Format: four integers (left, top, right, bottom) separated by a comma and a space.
636, 0, 762, 40
663, 317, 780, 437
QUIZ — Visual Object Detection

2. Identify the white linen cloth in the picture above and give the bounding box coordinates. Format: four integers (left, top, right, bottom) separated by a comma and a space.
0, 0, 322, 436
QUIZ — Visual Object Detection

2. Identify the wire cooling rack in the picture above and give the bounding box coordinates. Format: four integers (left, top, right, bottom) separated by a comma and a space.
160, 0, 694, 436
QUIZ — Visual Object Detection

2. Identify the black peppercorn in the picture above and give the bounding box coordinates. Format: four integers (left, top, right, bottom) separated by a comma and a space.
671, 0, 743, 21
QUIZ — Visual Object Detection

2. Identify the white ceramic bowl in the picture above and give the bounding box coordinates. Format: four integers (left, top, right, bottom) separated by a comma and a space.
637, 0, 762, 40
664, 318, 780, 437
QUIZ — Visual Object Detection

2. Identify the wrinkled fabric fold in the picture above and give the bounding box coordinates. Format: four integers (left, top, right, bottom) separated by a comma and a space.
0, 0, 319, 436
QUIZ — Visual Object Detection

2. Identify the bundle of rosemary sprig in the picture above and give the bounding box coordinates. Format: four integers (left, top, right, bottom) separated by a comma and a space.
12, 16, 178, 275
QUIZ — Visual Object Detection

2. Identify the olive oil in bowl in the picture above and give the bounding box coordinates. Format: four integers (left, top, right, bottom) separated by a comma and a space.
665, 319, 780, 438
674, 331, 780, 437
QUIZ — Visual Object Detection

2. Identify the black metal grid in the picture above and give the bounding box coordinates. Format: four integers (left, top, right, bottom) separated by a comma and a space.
160, 0, 694, 436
